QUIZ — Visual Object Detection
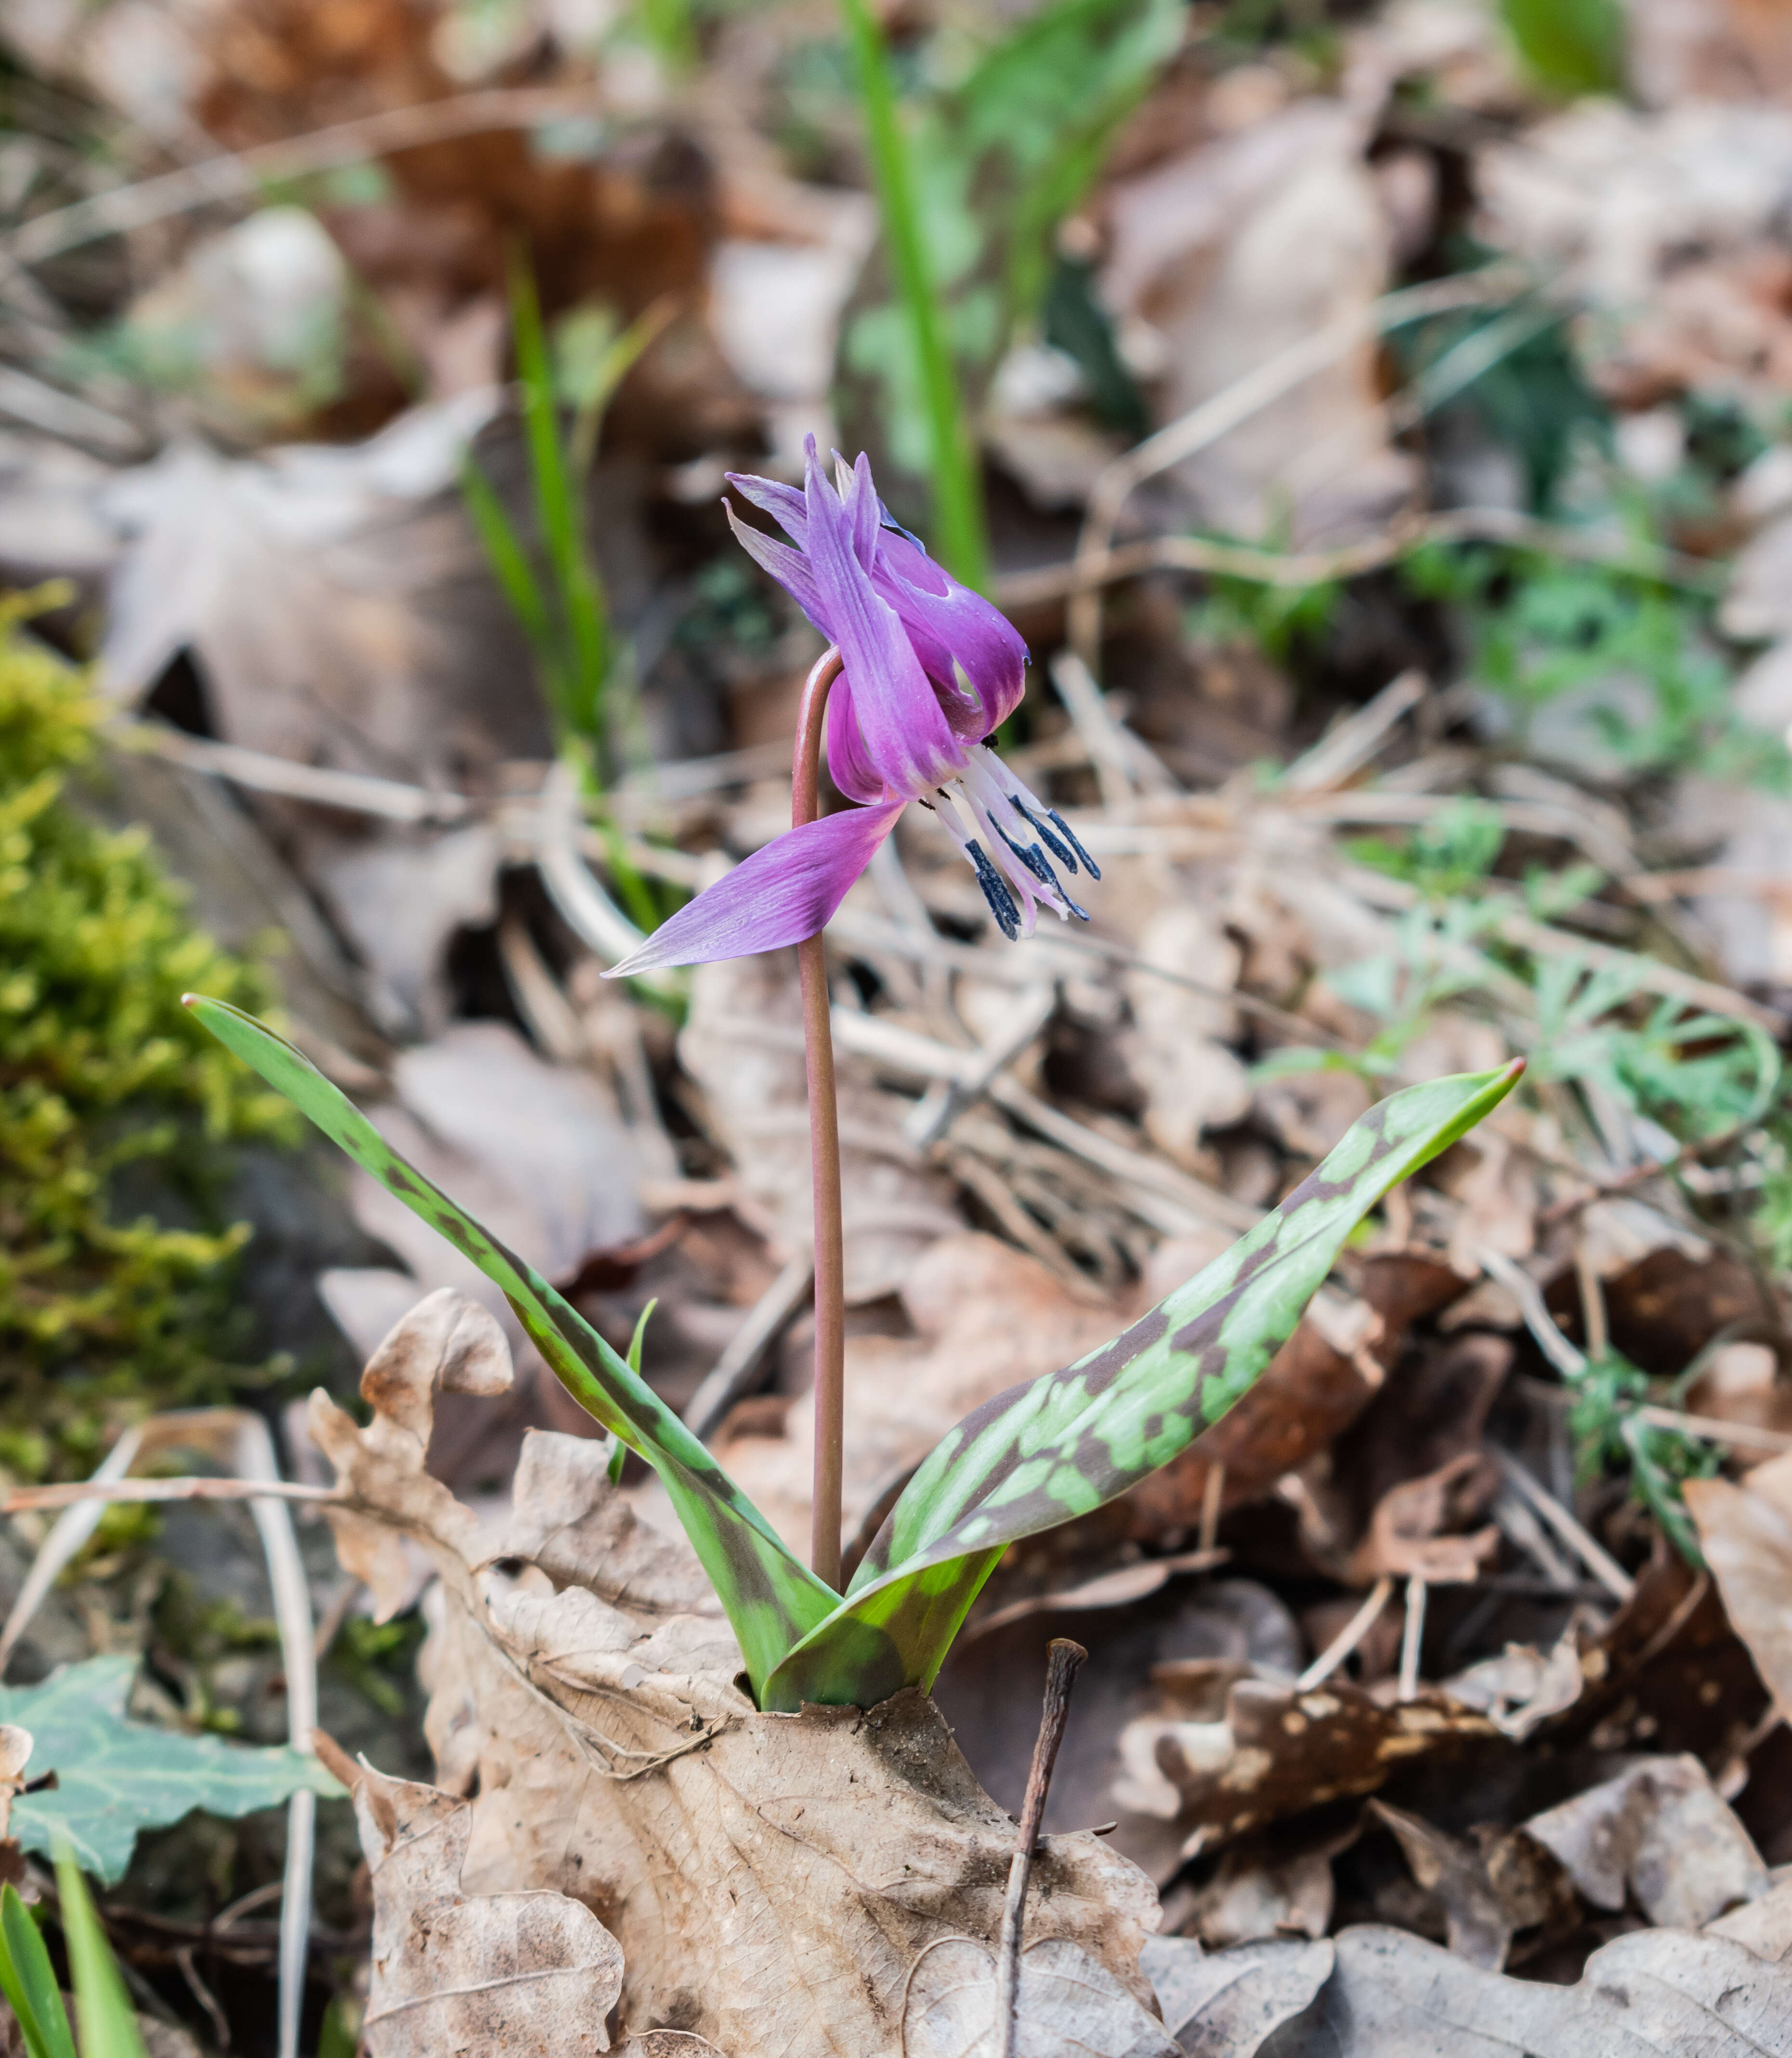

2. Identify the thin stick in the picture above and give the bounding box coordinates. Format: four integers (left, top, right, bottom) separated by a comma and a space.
684, 1255, 815, 1442
1198, 1462, 1226, 1556
1576, 1244, 1609, 1363
3, 1475, 333, 1513
795, 647, 849, 1591
996, 1638, 1087, 2058
1635, 1405, 1792, 1455
12, 86, 603, 263
1297, 1577, 1395, 1690
1397, 1577, 1428, 1702
1495, 1451, 1635, 1604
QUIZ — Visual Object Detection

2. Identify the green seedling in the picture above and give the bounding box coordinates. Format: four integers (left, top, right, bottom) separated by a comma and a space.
0, 1854, 149, 2058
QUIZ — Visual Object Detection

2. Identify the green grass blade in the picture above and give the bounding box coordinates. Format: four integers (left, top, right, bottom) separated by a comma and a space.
509, 256, 610, 748
763, 1060, 1523, 1708
836, 0, 1174, 536
52, 1847, 145, 2058
461, 455, 555, 659
0, 1884, 77, 2058
183, 997, 838, 1695
838, 0, 988, 588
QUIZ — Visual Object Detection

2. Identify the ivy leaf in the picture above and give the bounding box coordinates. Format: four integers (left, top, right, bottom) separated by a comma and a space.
184, 997, 839, 1698
762, 1061, 1523, 1711
0, 1658, 342, 1885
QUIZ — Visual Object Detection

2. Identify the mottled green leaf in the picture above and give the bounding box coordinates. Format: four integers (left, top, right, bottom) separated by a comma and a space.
184, 997, 839, 1696
0, 1658, 341, 1885
763, 1061, 1522, 1709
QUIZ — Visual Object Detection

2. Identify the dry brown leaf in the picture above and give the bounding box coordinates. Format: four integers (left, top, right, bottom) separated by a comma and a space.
347, 1760, 625, 2058
678, 952, 960, 1301
1100, 99, 1413, 540
321, 1024, 644, 1487
1139, 1933, 1333, 2058
613, 2038, 730, 2058
1522, 1754, 1769, 1930
1180, 1836, 1336, 1949
1114, 1672, 1496, 1858
1271, 1912, 1792, 2057
1439, 1630, 1585, 1741
1708, 1871, 1792, 1961
318, 1288, 513, 1620
1685, 1453, 1792, 1722
308, 1289, 1163, 2057
1346, 1453, 1501, 1586
1367, 1801, 1511, 1970
900, 1936, 1179, 2058
1122, 906, 1252, 1169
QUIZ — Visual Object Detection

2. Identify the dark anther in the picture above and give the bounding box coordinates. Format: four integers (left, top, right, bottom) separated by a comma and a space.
1016, 802, 1079, 875
967, 840, 1021, 941
1048, 808, 1100, 880
993, 819, 1060, 889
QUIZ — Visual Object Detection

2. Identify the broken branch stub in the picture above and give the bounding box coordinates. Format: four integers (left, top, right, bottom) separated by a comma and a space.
308, 1294, 1163, 2058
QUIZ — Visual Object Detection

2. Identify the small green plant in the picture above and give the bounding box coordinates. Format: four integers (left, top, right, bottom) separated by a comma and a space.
836, 0, 1181, 577
0, 601, 294, 1479
188, 992, 1517, 1710
0, 1837, 216, 2058
1271, 793, 1784, 1559
1404, 545, 1788, 786
0, 1845, 173, 2058
1499, 0, 1625, 97
460, 262, 673, 935
461, 262, 664, 774
1566, 1348, 1718, 1564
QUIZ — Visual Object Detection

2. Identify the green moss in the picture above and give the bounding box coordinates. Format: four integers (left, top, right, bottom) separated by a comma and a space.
0, 596, 297, 1475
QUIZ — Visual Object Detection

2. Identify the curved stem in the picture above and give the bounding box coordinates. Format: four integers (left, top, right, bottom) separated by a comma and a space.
794, 646, 848, 1591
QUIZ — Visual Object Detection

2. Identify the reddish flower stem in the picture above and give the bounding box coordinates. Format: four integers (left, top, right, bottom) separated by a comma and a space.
794, 645, 848, 1590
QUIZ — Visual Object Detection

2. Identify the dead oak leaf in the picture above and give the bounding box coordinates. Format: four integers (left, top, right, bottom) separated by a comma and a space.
1685, 1452, 1792, 1724
1275, 1912, 1792, 2058
901, 1936, 1178, 2058
348, 1757, 625, 2058
1521, 1754, 1768, 1931
1139, 1934, 1333, 2058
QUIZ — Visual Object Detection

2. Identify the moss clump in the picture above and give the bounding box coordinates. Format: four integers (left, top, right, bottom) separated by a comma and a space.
0, 597, 296, 1477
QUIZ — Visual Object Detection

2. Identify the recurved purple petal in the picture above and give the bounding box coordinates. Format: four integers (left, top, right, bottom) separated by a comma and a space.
723, 469, 809, 545
873, 526, 1029, 735
603, 801, 903, 975
837, 448, 881, 569
802, 445, 962, 798
724, 497, 829, 633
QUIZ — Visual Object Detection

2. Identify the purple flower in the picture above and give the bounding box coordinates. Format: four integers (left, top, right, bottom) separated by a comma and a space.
607, 439, 1096, 976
